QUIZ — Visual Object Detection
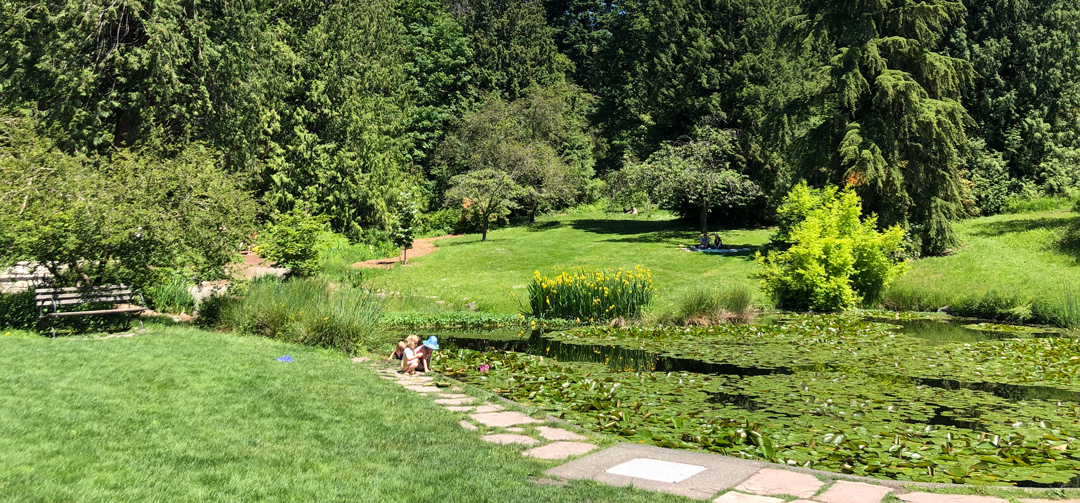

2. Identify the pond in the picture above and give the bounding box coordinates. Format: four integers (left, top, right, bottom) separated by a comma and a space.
428, 315, 1080, 487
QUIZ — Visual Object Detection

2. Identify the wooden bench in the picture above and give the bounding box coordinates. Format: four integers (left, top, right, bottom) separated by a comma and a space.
36, 285, 147, 337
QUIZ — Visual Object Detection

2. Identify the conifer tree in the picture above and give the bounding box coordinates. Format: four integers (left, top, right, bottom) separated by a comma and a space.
783, 0, 975, 255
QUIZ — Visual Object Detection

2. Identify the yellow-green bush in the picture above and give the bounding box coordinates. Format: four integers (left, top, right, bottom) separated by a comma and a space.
528, 266, 654, 321
757, 183, 906, 311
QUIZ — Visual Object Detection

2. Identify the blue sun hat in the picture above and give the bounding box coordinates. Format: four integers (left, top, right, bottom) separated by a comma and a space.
422, 336, 439, 350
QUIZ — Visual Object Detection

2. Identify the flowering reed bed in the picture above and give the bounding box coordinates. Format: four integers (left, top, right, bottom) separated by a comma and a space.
528, 266, 654, 321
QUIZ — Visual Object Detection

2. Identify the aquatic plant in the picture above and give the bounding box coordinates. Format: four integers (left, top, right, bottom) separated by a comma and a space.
528, 266, 654, 321
436, 347, 1080, 486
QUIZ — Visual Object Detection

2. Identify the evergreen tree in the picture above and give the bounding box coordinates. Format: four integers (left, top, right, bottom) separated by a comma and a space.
949, 0, 1080, 200
782, 0, 975, 255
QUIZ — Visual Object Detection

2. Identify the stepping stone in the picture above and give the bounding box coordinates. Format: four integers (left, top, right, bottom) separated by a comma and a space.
523, 442, 598, 460
444, 406, 474, 412
898, 494, 1008, 503
470, 411, 542, 427
459, 420, 477, 431
713, 493, 784, 503
734, 468, 823, 498
350, 357, 370, 363
451, 387, 462, 391
481, 434, 539, 446
403, 385, 441, 393
437, 393, 467, 399
606, 458, 707, 483
790, 500, 817, 503
816, 481, 893, 503
434, 397, 474, 405
536, 426, 587, 441
506, 427, 524, 432
473, 404, 505, 413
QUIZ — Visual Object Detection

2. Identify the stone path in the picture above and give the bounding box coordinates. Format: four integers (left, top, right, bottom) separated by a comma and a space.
368, 362, 1079, 503
370, 366, 600, 461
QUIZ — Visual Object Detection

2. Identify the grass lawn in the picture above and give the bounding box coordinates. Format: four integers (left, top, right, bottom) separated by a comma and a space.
369, 208, 1080, 317
0, 326, 693, 503
369, 211, 772, 315
891, 209, 1080, 299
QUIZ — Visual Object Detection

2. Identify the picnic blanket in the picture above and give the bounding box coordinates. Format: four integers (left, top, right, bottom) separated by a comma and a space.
681, 247, 752, 254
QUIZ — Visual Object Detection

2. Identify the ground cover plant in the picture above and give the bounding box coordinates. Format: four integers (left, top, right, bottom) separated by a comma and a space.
0, 326, 697, 503
435, 317, 1080, 486
528, 266, 654, 321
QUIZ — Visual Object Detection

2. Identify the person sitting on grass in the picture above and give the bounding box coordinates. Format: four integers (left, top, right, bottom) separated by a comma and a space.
698, 233, 710, 250
712, 234, 724, 250
416, 336, 439, 372
401, 335, 422, 374
388, 341, 406, 362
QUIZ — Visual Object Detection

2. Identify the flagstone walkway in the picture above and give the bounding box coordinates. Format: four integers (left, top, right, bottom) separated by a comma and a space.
370, 364, 1079, 503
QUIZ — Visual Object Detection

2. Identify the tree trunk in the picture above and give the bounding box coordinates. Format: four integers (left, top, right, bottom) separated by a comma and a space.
529, 204, 537, 223
700, 201, 709, 234
482, 221, 489, 241
403, 247, 408, 265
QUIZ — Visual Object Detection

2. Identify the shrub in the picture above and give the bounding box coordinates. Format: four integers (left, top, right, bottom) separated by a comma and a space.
673, 285, 757, 325
757, 183, 906, 311
255, 208, 331, 277
195, 293, 233, 329
419, 208, 463, 237
0, 289, 37, 330
145, 272, 196, 314
528, 266, 654, 321
0, 116, 257, 287
221, 277, 382, 354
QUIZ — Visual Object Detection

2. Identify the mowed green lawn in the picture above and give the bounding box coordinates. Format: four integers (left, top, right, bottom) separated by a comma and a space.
372, 209, 1080, 314
891, 209, 1080, 300
371, 211, 772, 314
0, 327, 692, 503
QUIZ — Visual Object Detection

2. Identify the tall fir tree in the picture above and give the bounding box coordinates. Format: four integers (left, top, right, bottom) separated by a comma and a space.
782, 0, 975, 255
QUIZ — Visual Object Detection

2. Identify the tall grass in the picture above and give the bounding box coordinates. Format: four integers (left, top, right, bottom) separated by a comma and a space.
145, 273, 196, 314
222, 277, 383, 353
881, 282, 1080, 329
528, 266, 654, 321
666, 285, 757, 325
1001, 196, 1075, 214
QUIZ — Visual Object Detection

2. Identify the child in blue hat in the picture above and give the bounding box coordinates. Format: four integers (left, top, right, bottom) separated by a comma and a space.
417, 336, 439, 372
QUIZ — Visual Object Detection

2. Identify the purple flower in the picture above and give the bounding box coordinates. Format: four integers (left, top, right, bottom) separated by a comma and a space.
478, 365, 490, 372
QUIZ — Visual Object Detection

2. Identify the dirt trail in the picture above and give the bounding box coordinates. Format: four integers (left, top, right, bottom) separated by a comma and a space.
353, 235, 463, 269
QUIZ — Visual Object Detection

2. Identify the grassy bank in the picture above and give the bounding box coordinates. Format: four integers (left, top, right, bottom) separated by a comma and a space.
366, 208, 1080, 326
884, 209, 1080, 326
366, 211, 771, 315
0, 326, 691, 503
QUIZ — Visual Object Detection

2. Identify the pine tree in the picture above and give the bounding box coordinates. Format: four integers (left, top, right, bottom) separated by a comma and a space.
783, 0, 975, 255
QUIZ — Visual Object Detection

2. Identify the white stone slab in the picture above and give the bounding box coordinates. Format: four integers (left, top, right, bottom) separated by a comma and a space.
605, 458, 708, 484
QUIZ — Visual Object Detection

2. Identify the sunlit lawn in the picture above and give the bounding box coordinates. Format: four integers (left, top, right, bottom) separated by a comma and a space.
369, 211, 772, 314
0, 326, 693, 503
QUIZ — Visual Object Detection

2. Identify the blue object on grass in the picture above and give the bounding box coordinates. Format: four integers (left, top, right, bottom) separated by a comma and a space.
275, 355, 294, 362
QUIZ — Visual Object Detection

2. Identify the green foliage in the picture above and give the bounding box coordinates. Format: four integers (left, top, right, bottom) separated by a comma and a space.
255, 209, 331, 277
672, 285, 756, 325
781, 0, 973, 256
1001, 196, 1075, 215
758, 183, 906, 311
0, 115, 256, 287
391, 191, 420, 256
145, 272, 196, 315
951, 0, 1080, 201
445, 169, 526, 241
381, 312, 578, 330
418, 208, 463, 237
528, 267, 655, 321
619, 125, 761, 232
436, 83, 597, 219
222, 277, 383, 354
0, 290, 36, 330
